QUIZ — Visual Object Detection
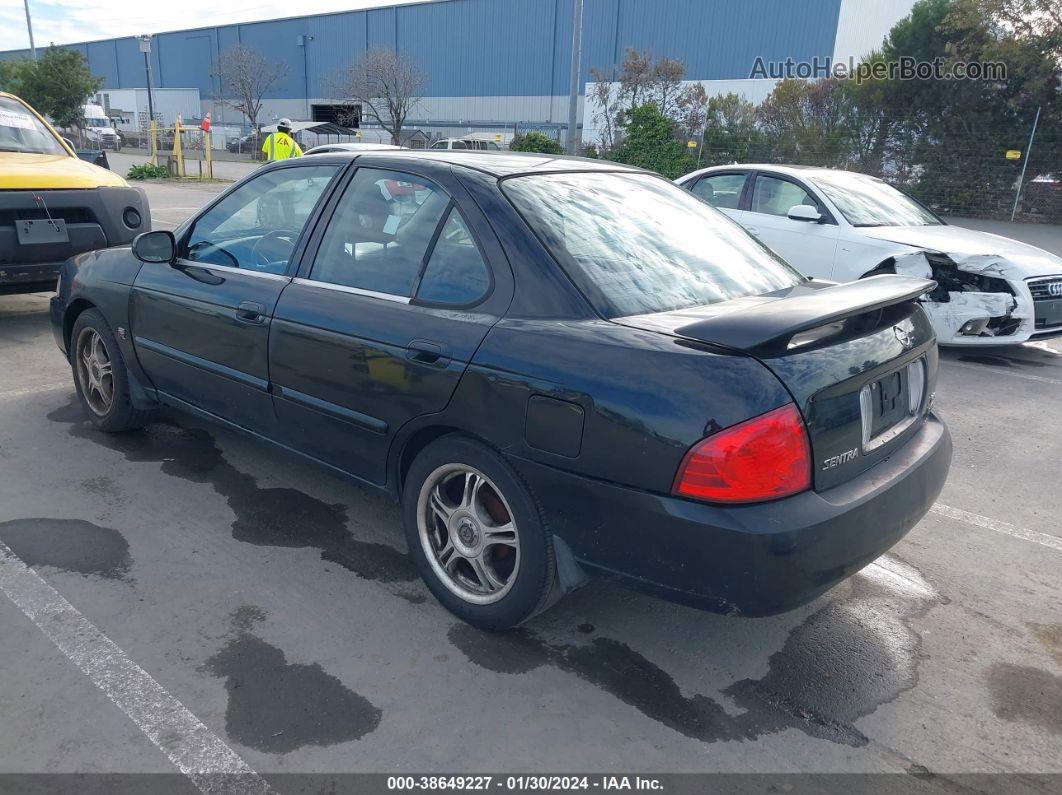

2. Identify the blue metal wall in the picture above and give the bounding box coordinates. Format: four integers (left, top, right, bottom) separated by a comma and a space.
1, 0, 843, 99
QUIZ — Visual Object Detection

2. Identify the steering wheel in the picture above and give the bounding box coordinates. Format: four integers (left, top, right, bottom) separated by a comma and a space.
187, 239, 240, 268
251, 230, 298, 267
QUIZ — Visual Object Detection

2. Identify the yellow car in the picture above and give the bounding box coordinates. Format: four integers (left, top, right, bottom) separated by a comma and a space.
1, 92, 149, 294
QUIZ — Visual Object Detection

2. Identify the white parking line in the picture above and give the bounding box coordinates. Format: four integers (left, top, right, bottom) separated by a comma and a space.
942, 360, 1062, 386
932, 503, 1062, 552
0, 540, 273, 795
0, 382, 70, 400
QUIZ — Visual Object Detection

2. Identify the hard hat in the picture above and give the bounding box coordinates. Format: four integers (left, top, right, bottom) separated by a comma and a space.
278, 118, 293, 130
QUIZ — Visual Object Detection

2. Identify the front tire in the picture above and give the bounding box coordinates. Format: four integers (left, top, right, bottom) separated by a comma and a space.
70, 309, 153, 432
402, 435, 556, 630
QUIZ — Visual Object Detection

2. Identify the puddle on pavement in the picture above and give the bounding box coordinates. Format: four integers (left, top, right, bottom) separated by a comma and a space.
451, 555, 943, 747
47, 399, 416, 585
985, 662, 1062, 734
0, 518, 131, 580
205, 606, 382, 752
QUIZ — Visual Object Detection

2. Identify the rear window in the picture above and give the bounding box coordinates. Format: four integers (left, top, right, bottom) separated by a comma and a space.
0, 96, 67, 156
503, 172, 803, 318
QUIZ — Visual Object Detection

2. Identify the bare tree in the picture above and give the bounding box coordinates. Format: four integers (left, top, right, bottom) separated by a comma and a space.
588, 66, 622, 150
589, 49, 706, 148
333, 48, 424, 146
216, 44, 286, 132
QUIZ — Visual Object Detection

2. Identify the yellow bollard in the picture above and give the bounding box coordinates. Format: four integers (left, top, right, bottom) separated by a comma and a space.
149, 120, 157, 164
204, 130, 213, 180
171, 118, 185, 177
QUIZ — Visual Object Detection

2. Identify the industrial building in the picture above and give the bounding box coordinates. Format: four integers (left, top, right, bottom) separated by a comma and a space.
0, 0, 915, 143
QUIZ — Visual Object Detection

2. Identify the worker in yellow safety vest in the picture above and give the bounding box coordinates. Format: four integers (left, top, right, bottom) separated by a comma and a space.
261, 119, 303, 161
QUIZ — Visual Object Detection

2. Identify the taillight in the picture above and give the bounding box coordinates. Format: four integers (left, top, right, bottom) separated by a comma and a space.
672, 403, 811, 504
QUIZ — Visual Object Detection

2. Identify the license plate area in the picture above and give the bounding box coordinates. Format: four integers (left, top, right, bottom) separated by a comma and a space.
859, 359, 925, 453
1034, 298, 1062, 328
16, 219, 69, 245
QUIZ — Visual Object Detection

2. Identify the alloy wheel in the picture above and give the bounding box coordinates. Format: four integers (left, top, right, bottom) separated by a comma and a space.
417, 464, 520, 604
75, 327, 114, 417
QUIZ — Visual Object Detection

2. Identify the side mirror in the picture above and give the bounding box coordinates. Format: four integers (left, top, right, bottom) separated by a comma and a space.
61, 137, 76, 152
133, 230, 177, 265
787, 204, 823, 223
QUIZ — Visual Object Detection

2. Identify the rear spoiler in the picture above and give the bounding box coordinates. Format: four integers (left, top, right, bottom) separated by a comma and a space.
676, 275, 936, 353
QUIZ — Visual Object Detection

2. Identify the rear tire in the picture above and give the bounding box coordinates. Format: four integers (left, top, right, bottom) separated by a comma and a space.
402, 435, 556, 630
70, 309, 154, 432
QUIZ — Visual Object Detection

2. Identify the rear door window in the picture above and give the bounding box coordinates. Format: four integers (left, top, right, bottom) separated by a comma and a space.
309, 169, 450, 297
691, 173, 747, 209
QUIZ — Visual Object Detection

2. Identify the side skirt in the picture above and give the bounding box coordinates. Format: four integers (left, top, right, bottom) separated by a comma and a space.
155, 391, 397, 501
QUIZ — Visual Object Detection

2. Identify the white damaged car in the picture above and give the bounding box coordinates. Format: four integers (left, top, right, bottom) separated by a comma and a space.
677, 164, 1062, 345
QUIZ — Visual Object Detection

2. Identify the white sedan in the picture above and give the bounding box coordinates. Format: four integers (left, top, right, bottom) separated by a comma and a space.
677, 164, 1062, 345
303, 142, 403, 155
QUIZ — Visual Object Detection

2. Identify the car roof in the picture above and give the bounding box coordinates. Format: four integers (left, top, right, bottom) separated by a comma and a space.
682, 163, 877, 182
298, 149, 644, 178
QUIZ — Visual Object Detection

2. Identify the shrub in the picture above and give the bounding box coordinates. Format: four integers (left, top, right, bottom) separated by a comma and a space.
609, 104, 695, 179
510, 131, 564, 155
126, 163, 171, 180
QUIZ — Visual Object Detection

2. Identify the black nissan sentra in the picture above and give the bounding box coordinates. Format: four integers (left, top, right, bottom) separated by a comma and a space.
50, 152, 951, 630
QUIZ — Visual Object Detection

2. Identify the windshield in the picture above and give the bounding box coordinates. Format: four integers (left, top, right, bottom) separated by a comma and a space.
0, 96, 68, 156
503, 172, 803, 318
810, 171, 941, 227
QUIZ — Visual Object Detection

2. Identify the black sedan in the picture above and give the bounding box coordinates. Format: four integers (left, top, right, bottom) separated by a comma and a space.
50, 151, 951, 630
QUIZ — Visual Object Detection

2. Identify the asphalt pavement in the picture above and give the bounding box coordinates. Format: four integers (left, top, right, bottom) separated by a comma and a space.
0, 180, 1059, 790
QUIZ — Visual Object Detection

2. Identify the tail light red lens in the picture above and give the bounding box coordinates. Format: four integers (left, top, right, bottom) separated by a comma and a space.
672, 403, 811, 504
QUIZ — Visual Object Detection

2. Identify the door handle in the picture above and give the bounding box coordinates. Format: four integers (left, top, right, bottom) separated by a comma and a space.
236, 301, 266, 324
406, 339, 450, 366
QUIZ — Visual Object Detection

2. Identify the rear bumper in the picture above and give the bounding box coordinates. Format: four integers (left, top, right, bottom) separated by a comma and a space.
509, 413, 951, 616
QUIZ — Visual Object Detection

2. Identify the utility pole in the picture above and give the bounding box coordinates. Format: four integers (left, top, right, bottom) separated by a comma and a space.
565, 0, 584, 155
1010, 105, 1041, 222
23, 0, 37, 61
138, 36, 156, 126
139, 36, 158, 163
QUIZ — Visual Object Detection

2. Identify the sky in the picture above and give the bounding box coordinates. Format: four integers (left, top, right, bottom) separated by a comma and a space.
0, 0, 426, 51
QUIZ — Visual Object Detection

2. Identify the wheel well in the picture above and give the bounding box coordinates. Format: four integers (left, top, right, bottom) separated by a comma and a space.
861, 257, 896, 278
63, 299, 96, 352
396, 425, 491, 493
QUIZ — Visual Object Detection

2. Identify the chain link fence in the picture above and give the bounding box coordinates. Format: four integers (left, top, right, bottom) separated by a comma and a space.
596, 113, 1061, 224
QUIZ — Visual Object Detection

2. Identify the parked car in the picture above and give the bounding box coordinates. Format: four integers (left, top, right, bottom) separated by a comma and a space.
51, 151, 951, 629
226, 133, 259, 154
429, 137, 501, 151
677, 165, 1062, 345
304, 142, 403, 155
0, 92, 149, 295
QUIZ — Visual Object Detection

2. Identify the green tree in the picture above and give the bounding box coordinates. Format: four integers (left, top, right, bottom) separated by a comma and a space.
872, 0, 1060, 214
609, 103, 693, 178
0, 59, 32, 95
700, 92, 765, 165
756, 78, 860, 167
17, 47, 103, 130
509, 131, 564, 154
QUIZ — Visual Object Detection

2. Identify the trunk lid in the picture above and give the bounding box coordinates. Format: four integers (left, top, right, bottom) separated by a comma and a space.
615, 275, 939, 490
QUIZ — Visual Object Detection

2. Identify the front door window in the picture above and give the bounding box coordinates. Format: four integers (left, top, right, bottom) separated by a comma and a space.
184, 165, 339, 274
